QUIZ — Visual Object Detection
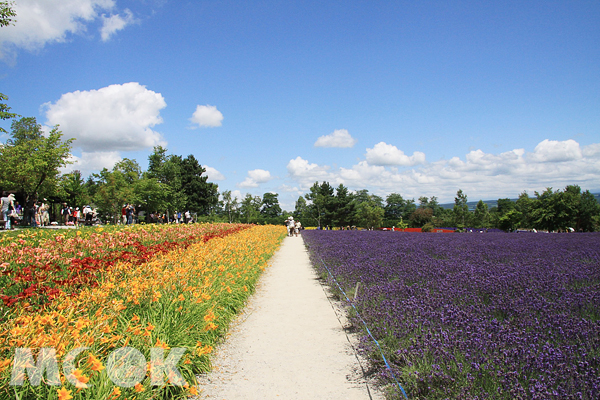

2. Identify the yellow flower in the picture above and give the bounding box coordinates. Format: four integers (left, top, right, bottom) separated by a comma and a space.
134, 382, 144, 392
57, 387, 73, 400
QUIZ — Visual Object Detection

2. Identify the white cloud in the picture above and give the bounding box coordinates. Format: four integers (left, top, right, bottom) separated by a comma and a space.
286, 139, 600, 203
314, 129, 357, 148
0, 0, 136, 63
100, 9, 135, 41
238, 169, 273, 188
286, 156, 334, 189
365, 142, 426, 166
583, 143, 600, 158
61, 151, 122, 176
190, 105, 223, 128
43, 82, 167, 152
528, 139, 583, 163
203, 165, 225, 181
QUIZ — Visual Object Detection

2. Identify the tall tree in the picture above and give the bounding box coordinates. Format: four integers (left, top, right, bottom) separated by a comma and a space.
332, 184, 355, 228
240, 194, 261, 223
221, 190, 239, 223
453, 189, 470, 228
59, 170, 90, 207
472, 200, 489, 228
180, 154, 219, 215
305, 181, 335, 228
355, 197, 385, 229
0, 117, 73, 206
260, 192, 282, 219
293, 196, 309, 225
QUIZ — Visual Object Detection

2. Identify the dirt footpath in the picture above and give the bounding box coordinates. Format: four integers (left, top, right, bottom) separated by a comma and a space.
196, 235, 383, 400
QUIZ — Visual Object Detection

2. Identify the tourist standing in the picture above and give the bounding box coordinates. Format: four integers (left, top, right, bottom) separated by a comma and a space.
1, 193, 15, 230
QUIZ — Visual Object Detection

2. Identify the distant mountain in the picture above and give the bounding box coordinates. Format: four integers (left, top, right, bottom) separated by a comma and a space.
439, 192, 600, 211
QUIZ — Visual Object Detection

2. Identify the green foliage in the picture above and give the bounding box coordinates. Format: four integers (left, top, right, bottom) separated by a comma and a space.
472, 200, 489, 228
409, 207, 434, 227
240, 194, 261, 223
421, 222, 435, 232
58, 170, 91, 207
304, 181, 336, 228
353, 192, 385, 229
260, 192, 282, 219
453, 189, 470, 228
384, 193, 416, 225
0, 1, 16, 28
0, 117, 74, 203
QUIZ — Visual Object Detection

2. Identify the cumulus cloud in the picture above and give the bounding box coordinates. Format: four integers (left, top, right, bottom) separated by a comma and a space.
43, 82, 167, 152
0, 0, 135, 63
100, 9, 136, 41
314, 129, 357, 148
238, 169, 273, 188
203, 165, 225, 181
287, 139, 600, 203
190, 105, 223, 128
365, 142, 426, 166
61, 151, 122, 176
528, 139, 583, 163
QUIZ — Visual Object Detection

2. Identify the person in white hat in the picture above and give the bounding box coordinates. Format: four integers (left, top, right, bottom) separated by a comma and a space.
287, 216, 296, 237
1, 193, 16, 230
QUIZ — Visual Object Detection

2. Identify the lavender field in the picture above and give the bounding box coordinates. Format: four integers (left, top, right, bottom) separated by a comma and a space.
303, 231, 600, 400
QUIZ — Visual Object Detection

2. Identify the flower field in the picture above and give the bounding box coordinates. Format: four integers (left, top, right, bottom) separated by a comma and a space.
303, 230, 600, 400
1, 223, 287, 399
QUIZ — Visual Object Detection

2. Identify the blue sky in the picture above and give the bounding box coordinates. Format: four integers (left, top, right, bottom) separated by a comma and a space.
1, 0, 599, 210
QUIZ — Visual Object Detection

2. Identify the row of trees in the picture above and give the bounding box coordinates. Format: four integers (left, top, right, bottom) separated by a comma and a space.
289, 182, 600, 232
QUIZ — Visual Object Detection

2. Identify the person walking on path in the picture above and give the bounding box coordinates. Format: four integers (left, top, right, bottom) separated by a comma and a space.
197, 235, 382, 400
294, 220, 302, 237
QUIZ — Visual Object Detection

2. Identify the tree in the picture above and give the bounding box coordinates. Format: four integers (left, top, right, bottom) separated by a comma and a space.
409, 207, 433, 227
305, 181, 335, 228
0, 1, 16, 28
0, 117, 74, 207
515, 192, 534, 228
293, 196, 308, 222
0, 93, 18, 133
355, 198, 384, 229
472, 200, 489, 228
332, 184, 355, 228
133, 177, 171, 219
453, 189, 470, 228
59, 170, 90, 207
260, 192, 282, 221
180, 154, 219, 215
221, 190, 239, 223
385, 193, 416, 226
578, 189, 600, 232
240, 194, 261, 223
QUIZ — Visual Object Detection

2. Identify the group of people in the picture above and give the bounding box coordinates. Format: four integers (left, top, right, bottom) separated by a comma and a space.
60, 203, 97, 227
148, 210, 193, 224
121, 204, 137, 225
1, 194, 54, 229
285, 216, 302, 237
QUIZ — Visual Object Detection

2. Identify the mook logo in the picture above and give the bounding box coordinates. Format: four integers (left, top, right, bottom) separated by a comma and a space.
10, 347, 187, 388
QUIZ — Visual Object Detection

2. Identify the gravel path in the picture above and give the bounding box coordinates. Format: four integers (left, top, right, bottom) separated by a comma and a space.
196, 234, 383, 399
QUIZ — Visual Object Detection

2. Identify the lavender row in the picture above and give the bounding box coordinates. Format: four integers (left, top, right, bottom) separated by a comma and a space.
303, 230, 600, 399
